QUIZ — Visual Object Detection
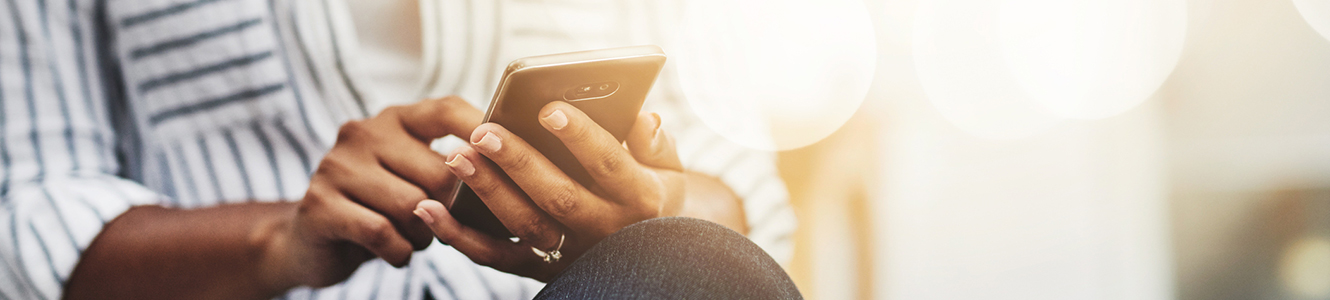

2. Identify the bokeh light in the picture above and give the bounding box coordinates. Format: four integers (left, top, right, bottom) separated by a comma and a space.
1293, 0, 1330, 42
674, 0, 877, 151
1280, 237, 1330, 298
998, 0, 1187, 119
914, 0, 1186, 139
912, 0, 1063, 139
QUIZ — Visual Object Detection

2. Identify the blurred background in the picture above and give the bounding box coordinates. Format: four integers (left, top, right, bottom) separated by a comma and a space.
668, 0, 1330, 299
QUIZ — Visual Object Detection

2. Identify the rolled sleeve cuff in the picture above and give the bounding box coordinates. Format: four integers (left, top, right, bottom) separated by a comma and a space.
1, 175, 165, 299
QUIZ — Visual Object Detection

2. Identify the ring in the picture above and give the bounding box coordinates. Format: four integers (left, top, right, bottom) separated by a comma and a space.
531, 234, 565, 263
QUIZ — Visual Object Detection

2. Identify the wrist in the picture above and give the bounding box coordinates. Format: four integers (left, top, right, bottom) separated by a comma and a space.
252, 203, 301, 296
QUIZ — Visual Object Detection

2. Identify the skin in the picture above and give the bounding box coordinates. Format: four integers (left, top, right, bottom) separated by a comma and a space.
415, 101, 691, 280
64, 96, 745, 299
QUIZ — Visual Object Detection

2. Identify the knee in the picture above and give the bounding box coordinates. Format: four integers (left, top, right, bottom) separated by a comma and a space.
614, 217, 738, 246
571, 217, 800, 298
601, 217, 762, 259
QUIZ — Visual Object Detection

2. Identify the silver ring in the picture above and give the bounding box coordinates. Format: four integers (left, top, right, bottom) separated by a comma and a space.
531, 234, 565, 263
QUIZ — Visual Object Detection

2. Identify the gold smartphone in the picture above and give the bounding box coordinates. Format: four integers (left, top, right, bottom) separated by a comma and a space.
445, 45, 667, 237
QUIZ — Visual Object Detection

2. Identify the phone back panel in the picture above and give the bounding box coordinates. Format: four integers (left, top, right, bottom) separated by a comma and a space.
448, 46, 666, 237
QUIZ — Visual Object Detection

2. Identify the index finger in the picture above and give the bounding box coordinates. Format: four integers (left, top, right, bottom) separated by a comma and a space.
624, 111, 682, 171
414, 200, 565, 280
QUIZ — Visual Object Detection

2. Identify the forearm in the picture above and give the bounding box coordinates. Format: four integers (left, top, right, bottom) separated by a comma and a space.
64, 202, 300, 300
678, 171, 748, 234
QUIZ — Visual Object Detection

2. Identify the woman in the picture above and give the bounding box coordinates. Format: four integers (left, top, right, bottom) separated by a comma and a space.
0, 0, 797, 299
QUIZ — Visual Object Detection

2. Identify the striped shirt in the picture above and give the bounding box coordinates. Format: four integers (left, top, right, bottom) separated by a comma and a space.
0, 0, 796, 299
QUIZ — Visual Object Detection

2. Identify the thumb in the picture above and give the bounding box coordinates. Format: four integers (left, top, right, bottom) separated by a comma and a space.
625, 112, 682, 171
394, 96, 485, 141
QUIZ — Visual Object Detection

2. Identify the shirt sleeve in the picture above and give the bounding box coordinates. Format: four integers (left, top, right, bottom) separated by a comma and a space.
0, 0, 164, 299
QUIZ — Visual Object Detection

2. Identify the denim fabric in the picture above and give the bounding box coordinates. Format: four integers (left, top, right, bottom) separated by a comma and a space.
535, 217, 802, 299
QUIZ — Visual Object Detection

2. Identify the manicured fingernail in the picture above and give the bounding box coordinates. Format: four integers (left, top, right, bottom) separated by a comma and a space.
542, 109, 568, 130
445, 153, 475, 176
473, 132, 501, 153
414, 205, 435, 225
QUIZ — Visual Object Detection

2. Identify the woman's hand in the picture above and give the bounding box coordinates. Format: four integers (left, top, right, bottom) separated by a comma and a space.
413, 101, 685, 281
270, 97, 482, 287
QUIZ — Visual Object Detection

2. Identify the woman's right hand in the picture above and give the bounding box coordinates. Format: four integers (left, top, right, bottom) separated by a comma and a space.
267, 97, 484, 287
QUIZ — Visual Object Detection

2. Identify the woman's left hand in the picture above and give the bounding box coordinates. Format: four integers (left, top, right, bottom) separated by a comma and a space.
413, 100, 685, 281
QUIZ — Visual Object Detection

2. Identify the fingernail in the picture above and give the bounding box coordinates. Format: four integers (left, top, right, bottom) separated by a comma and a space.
413, 205, 436, 225
542, 109, 568, 130
649, 113, 662, 133
473, 132, 501, 153
649, 113, 663, 148
445, 153, 475, 176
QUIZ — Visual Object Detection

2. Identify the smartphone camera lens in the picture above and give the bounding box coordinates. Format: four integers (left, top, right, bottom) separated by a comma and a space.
565, 81, 619, 101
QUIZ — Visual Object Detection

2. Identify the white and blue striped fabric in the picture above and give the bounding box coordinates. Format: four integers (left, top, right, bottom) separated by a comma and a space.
0, 0, 796, 299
